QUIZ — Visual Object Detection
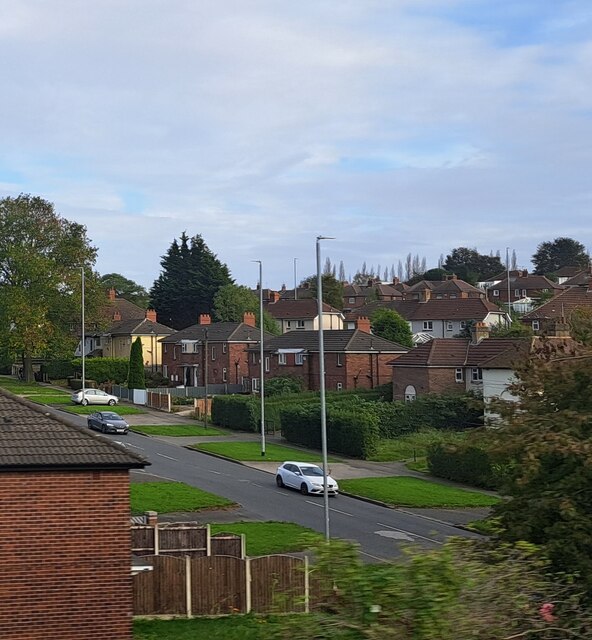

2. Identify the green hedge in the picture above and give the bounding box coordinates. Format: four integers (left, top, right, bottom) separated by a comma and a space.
71, 358, 129, 384
426, 440, 502, 490
211, 395, 260, 432
280, 404, 379, 459
41, 360, 76, 380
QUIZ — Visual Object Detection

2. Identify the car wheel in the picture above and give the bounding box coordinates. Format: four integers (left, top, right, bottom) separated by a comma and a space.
276, 475, 284, 488
87, 421, 92, 429
300, 483, 308, 496
81, 398, 89, 406
101, 424, 107, 433
108, 399, 116, 406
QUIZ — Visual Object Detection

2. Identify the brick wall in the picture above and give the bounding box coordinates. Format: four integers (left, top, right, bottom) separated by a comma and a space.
392, 366, 464, 400
0, 470, 133, 640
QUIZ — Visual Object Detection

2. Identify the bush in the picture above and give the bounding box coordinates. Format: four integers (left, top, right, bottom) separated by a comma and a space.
127, 337, 146, 390
68, 378, 98, 390
41, 359, 75, 380
71, 358, 129, 384
265, 376, 304, 397
211, 395, 260, 432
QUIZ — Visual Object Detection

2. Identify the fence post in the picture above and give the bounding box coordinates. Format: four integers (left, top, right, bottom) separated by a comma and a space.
154, 524, 159, 556
245, 557, 252, 614
304, 555, 310, 614
206, 524, 211, 556
167, 393, 171, 413
240, 533, 246, 560
185, 555, 192, 618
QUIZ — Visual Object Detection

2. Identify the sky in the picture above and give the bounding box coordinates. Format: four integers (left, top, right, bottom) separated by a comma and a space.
0, 0, 591, 290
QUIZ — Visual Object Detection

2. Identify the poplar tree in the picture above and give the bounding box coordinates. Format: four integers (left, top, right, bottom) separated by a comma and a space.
127, 337, 146, 390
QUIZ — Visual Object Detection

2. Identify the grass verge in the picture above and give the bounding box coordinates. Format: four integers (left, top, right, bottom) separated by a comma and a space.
63, 405, 146, 415
339, 476, 500, 508
210, 521, 322, 556
22, 394, 73, 405
193, 441, 339, 463
130, 481, 236, 514
367, 430, 467, 462
132, 424, 223, 437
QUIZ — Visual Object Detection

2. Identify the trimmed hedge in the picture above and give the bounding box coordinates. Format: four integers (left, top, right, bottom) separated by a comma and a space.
427, 439, 502, 490
71, 358, 129, 384
280, 404, 379, 459
211, 395, 260, 432
41, 360, 76, 380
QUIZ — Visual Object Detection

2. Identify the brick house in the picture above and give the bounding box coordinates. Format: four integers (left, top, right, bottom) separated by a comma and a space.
485, 271, 563, 306
246, 318, 409, 392
342, 279, 402, 311
521, 280, 592, 333
159, 312, 276, 387
0, 389, 147, 640
264, 298, 344, 333
403, 276, 485, 301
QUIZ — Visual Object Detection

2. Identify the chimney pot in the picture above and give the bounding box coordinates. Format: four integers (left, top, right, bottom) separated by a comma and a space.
107, 287, 116, 301
198, 314, 211, 325
145, 309, 157, 322
470, 321, 490, 343
356, 316, 371, 333
243, 311, 256, 327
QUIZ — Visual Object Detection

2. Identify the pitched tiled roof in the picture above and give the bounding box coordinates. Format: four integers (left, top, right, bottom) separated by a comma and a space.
110, 298, 146, 321
522, 285, 592, 320
353, 298, 504, 321
0, 390, 148, 471
488, 275, 563, 292
555, 266, 585, 278
343, 283, 402, 299
160, 321, 275, 344
257, 329, 409, 353
279, 287, 315, 300
265, 299, 342, 319
432, 279, 484, 295
109, 318, 174, 336
562, 271, 592, 287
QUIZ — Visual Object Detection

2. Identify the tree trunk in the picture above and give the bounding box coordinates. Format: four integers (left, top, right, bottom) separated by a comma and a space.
22, 352, 34, 383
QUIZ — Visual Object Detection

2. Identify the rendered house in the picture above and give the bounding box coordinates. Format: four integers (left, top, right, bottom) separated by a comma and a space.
159, 312, 275, 387
0, 389, 147, 640
246, 317, 409, 392
264, 298, 344, 333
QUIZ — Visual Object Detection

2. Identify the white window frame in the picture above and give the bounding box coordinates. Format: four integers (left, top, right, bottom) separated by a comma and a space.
515, 288, 520, 297
493, 289, 499, 297
295, 353, 304, 366
446, 321, 453, 331
211, 346, 216, 360
336, 382, 343, 391
265, 356, 270, 373
423, 321, 433, 331
459, 321, 466, 329
336, 353, 342, 367
222, 343, 227, 354
222, 367, 227, 382
252, 377, 260, 392
348, 297, 355, 304
286, 321, 292, 329
471, 367, 483, 382
455, 368, 463, 383
278, 353, 287, 365
532, 320, 540, 331
296, 320, 305, 329
522, 289, 527, 297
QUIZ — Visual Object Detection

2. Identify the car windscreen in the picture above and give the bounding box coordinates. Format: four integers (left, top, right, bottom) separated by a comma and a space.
300, 466, 323, 477
101, 412, 121, 420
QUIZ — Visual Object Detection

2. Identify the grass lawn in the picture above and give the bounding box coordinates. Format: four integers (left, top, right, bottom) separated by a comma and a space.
130, 481, 236, 514
405, 458, 428, 473
132, 424, 224, 437
0, 378, 49, 394
63, 404, 146, 415
209, 521, 322, 556
339, 476, 500, 508
193, 441, 339, 463
367, 430, 468, 463
22, 394, 73, 405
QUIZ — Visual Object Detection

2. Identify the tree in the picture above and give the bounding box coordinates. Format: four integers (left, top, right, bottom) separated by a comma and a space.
491, 340, 592, 593
300, 273, 343, 309
532, 237, 589, 275
338, 260, 346, 282
0, 195, 101, 381
443, 247, 504, 284
569, 307, 592, 345
149, 232, 232, 329
212, 284, 280, 335
490, 321, 533, 338
127, 337, 146, 389
406, 268, 450, 286
99, 273, 149, 308
370, 308, 413, 347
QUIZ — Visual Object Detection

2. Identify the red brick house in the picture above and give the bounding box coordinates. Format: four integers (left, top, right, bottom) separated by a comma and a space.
246, 318, 409, 392
521, 280, 592, 333
342, 279, 402, 311
486, 271, 563, 305
159, 313, 276, 387
403, 276, 485, 301
0, 389, 147, 640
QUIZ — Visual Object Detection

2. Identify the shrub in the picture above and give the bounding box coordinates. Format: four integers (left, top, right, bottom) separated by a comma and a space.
41, 359, 76, 380
127, 337, 146, 390
211, 395, 260, 432
265, 376, 304, 397
71, 358, 129, 384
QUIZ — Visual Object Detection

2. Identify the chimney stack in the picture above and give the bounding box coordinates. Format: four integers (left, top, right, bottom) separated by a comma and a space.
145, 309, 157, 322
243, 311, 256, 327
107, 287, 116, 301
198, 314, 211, 325
470, 321, 490, 343
113, 310, 121, 321
270, 291, 280, 303
420, 288, 431, 303
356, 316, 371, 333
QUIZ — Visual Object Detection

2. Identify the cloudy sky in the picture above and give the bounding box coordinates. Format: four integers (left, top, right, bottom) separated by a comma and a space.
1, 1, 590, 289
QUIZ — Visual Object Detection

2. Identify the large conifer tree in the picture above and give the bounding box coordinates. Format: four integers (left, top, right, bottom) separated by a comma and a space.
149, 233, 233, 329
127, 337, 146, 390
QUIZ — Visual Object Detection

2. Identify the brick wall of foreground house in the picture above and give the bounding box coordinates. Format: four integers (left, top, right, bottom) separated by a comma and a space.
392, 366, 463, 400
0, 470, 132, 640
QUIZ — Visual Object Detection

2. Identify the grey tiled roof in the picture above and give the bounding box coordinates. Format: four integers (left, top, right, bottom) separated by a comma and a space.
353, 298, 503, 321
0, 390, 148, 471
109, 317, 174, 336
254, 329, 409, 353
160, 321, 276, 344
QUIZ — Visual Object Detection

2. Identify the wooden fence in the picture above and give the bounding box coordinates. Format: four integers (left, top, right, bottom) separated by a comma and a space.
133, 554, 309, 616
131, 523, 245, 559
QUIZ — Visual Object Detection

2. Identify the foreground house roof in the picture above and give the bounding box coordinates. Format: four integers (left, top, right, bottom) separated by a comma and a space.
0, 390, 148, 471
256, 329, 410, 353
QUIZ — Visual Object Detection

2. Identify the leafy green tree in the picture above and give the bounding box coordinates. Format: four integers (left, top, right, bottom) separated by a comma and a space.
265, 376, 304, 396
569, 307, 592, 345
532, 237, 589, 275
213, 284, 280, 335
300, 273, 343, 309
491, 341, 592, 593
99, 273, 149, 308
490, 321, 533, 338
370, 308, 413, 347
443, 247, 504, 284
406, 268, 451, 286
149, 232, 233, 329
127, 337, 146, 389
0, 195, 102, 381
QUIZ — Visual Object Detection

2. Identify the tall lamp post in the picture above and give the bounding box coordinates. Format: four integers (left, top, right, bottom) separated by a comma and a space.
204, 328, 209, 430
506, 247, 512, 326
252, 260, 266, 457
293, 258, 298, 300
316, 235, 334, 541
81, 267, 86, 403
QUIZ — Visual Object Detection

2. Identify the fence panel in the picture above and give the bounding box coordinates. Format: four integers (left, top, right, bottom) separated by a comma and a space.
131, 526, 155, 555
210, 532, 244, 558
250, 555, 307, 614
133, 555, 187, 616
159, 524, 208, 557
190, 556, 247, 615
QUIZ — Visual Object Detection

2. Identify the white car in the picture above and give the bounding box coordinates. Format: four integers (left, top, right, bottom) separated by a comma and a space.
71, 388, 118, 406
275, 461, 339, 496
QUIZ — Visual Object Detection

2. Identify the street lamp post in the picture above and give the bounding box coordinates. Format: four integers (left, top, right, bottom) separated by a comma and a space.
204, 328, 209, 430
316, 235, 335, 541
294, 257, 298, 300
253, 260, 266, 457
81, 267, 86, 403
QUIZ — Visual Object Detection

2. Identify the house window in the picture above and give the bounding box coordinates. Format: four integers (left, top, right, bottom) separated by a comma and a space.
423, 321, 433, 331
446, 321, 453, 331
336, 353, 342, 367
173, 346, 177, 361
436, 294, 443, 299
522, 289, 527, 297
222, 368, 227, 382
515, 289, 520, 297
297, 320, 305, 329
222, 343, 227, 354
471, 368, 483, 382
95, 336, 101, 347
265, 357, 270, 373
404, 385, 416, 402
532, 320, 540, 331
278, 353, 287, 365
252, 378, 260, 392
336, 382, 343, 391
493, 290, 499, 297
348, 297, 355, 304
164, 344, 168, 353
450, 294, 457, 299
295, 353, 304, 365
455, 368, 463, 383
252, 352, 257, 364
181, 342, 189, 353
459, 321, 466, 329
211, 346, 216, 360
542, 288, 549, 293
286, 321, 292, 329
162, 364, 168, 377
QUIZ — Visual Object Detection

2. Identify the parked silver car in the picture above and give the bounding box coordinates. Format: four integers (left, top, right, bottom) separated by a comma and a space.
87, 411, 129, 434
275, 461, 339, 496
71, 388, 118, 406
